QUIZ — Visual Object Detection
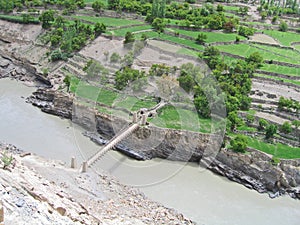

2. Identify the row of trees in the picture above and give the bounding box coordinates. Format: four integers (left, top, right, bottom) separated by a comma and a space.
0, 0, 85, 14
39, 10, 106, 60
278, 96, 300, 112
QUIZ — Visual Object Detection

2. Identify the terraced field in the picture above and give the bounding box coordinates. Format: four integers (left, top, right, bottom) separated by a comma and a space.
263, 30, 300, 46
167, 28, 246, 43
72, 15, 144, 26
216, 44, 300, 64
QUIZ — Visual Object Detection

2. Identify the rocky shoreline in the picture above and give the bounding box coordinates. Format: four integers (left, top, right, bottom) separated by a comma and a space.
0, 143, 194, 224
28, 88, 300, 200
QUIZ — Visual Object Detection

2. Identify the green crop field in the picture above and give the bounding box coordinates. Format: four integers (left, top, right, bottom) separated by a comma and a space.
260, 64, 300, 77
217, 44, 299, 64
72, 15, 144, 26
295, 45, 300, 51
254, 73, 300, 86
158, 33, 205, 51
151, 105, 211, 133
252, 44, 300, 61
263, 30, 300, 46
223, 5, 240, 11
107, 25, 152, 36
176, 48, 199, 57
247, 137, 300, 159
114, 96, 157, 111
168, 28, 246, 43
84, 0, 107, 4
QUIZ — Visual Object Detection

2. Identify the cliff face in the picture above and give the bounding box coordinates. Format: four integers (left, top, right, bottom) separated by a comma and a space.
28, 88, 300, 199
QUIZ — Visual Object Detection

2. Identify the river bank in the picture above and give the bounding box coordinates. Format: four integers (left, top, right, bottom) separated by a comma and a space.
0, 142, 194, 224
27, 87, 300, 200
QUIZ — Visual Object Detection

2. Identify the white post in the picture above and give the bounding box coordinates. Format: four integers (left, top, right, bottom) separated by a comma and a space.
0, 200, 4, 224
132, 112, 137, 123
141, 114, 147, 125
71, 156, 76, 169
81, 161, 87, 173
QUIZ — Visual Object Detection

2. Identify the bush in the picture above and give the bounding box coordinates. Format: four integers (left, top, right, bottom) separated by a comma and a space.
265, 124, 277, 139
280, 121, 292, 134
238, 26, 255, 37
279, 21, 288, 32
258, 118, 269, 131
271, 156, 280, 166
230, 135, 248, 153
110, 52, 121, 63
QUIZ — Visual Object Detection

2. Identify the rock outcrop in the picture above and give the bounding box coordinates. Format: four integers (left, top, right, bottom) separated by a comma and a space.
0, 143, 194, 224
28, 88, 300, 200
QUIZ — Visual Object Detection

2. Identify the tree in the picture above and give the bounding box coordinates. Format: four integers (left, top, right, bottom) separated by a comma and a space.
124, 32, 135, 45
151, 18, 166, 33
280, 121, 292, 134
279, 21, 288, 32
108, 0, 120, 10
227, 111, 243, 131
230, 135, 248, 153
39, 10, 55, 29
238, 26, 255, 37
261, 11, 267, 20
151, 0, 166, 19
178, 74, 195, 93
194, 94, 210, 118
94, 22, 106, 36
246, 52, 264, 67
258, 118, 269, 131
216, 4, 224, 12
246, 114, 255, 125
92, 0, 104, 12
265, 124, 277, 139
195, 33, 207, 45
292, 120, 300, 129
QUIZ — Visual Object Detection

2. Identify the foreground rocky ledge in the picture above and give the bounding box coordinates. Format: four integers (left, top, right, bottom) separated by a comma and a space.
0, 143, 194, 225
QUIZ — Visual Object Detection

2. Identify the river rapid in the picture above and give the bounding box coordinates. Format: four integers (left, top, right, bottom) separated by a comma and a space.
0, 78, 300, 225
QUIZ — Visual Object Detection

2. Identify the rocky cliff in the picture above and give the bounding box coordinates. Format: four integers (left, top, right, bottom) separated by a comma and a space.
28, 88, 300, 200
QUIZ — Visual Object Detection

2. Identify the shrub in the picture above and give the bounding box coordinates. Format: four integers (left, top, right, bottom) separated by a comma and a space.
279, 21, 288, 32
110, 52, 121, 63
265, 124, 277, 139
230, 135, 248, 153
280, 121, 292, 134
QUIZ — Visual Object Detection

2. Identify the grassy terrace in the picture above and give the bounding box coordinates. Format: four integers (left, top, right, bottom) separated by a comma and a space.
216, 44, 299, 64
260, 64, 300, 77
0, 14, 39, 23
167, 28, 246, 43
106, 25, 152, 36
254, 73, 300, 86
69, 77, 157, 110
72, 15, 144, 26
223, 5, 240, 11
263, 30, 300, 46
150, 105, 219, 133
252, 44, 300, 61
158, 33, 205, 51
247, 137, 300, 159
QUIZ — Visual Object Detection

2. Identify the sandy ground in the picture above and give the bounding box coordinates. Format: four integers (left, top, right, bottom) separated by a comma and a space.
252, 79, 300, 101
250, 33, 279, 45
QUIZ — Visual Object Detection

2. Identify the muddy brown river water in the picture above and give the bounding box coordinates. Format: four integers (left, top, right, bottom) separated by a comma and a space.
0, 78, 300, 225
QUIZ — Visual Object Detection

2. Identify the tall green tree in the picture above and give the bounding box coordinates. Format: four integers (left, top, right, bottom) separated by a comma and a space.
39, 10, 55, 29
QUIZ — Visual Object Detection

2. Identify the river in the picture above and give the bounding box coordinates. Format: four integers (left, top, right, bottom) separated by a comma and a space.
0, 78, 299, 225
